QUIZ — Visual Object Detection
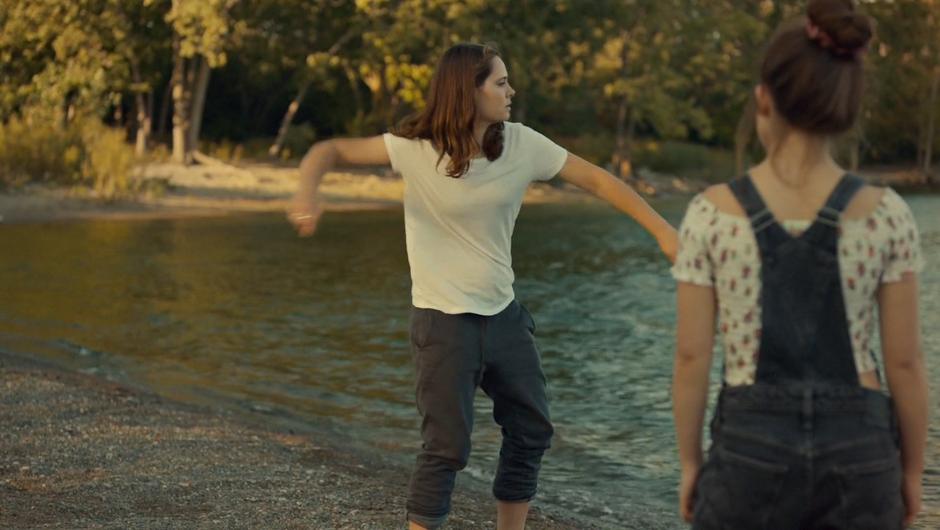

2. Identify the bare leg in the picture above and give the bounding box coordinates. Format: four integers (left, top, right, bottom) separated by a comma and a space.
497, 500, 530, 530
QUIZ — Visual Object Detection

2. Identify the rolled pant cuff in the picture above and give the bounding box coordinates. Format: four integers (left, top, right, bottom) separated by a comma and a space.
493, 490, 537, 503
407, 510, 448, 530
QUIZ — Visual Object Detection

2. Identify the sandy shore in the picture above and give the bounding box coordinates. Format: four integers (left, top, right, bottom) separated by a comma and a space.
0, 159, 934, 226
0, 161, 621, 225
6, 350, 936, 530
0, 349, 593, 529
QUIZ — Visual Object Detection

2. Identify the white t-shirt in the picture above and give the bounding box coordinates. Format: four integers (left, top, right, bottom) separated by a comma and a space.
671, 189, 924, 386
383, 122, 568, 315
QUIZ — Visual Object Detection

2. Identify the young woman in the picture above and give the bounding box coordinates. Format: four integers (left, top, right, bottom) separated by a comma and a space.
671, 1, 927, 529
288, 43, 678, 529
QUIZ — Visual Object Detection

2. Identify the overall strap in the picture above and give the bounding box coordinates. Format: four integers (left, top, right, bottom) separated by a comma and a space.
752, 173, 866, 388
728, 175, 771, 229
727, 175, 790, 253
815, 174, 866, 227
803, 174, 866, 252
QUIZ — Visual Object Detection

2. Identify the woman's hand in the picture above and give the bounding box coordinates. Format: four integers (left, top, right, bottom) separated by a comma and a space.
287, 193, 326, 237
903, 471, 922, 527
679, 463, 700, 523
556, 154, 678, 261
287, 135, 390, 237
657, 226, 679, 264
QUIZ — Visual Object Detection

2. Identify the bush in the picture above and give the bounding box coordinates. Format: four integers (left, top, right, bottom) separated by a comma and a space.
202, 139, 243, 163
0, 115, 83, 187
551, 134, 737, 182
280, 123, 317, 160
208, 126, 318, 163
80, 120, 136, 199
238, 137, 277, 160
633, 140, 738, 182
0, 112, 139, 199
554, 132, 616, 167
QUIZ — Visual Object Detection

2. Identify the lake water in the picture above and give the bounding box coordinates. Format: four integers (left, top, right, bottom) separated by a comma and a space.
1, 194, 937, 528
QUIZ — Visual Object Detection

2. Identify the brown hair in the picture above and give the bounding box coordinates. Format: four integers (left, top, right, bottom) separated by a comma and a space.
760, 0, 874, 135
394, 43, 504, 179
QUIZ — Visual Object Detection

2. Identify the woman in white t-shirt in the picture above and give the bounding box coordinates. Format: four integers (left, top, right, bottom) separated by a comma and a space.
288, 43, 677, 530
671, 1, 927, 529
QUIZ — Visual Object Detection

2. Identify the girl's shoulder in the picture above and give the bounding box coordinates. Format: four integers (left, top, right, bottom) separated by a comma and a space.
693, 180, 910, 224
700, 183, 746, 218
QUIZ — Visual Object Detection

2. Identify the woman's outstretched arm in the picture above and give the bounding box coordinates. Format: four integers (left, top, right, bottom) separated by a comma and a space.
289, 136, 391, 236
557, 153, 678, 262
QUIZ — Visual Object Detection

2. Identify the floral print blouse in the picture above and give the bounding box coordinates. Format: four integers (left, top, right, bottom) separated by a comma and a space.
672, 188, 924, 386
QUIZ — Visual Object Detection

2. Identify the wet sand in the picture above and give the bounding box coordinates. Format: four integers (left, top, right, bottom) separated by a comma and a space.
0, 349, 593, 529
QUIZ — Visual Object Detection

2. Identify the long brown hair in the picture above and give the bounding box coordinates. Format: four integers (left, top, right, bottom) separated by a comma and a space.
395, 43, 505, 179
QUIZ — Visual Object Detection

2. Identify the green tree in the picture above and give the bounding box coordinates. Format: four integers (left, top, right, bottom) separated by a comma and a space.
167, 0, 235, 164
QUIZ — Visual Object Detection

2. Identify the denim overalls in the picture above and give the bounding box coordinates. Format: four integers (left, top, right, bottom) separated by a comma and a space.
692, 175, 904, 530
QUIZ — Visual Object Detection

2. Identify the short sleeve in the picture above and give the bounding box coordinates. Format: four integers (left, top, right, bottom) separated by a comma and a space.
515, 124, 568, 181
881, 191, 925, 283
671, 195, 717, 287
382, 133, 405, 174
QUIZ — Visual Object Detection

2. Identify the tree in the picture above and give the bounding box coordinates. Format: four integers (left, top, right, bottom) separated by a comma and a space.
588, 0, 717, 178
864, 0, 940, 179
230, 0, 361, 158
166, 0, 235, 164
0, 1, 129, 121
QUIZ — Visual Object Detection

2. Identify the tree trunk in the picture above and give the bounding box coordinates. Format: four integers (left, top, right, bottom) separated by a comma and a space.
612, 96, 630, 179
269, 78, 313, 158
376, 64, 391, 128
384, 65, 400, 128
267, 28, 358, 156
916, 117, 926, 171
848, 118, 864, 172
188, 55, 211, 153
147, 88, 154, 147
113, 101, 124, 127
734, 97, 757, 174
157, 77, 172, 139
611, 31, 632, 179
131, 61, 151, 157
849, 139, 860, 173
924, 67, 939, 181
341, 63, 367, 135
511, 59, 528, 123
515, 89, 527, 124
171, 34, 192, 164
625, 111, 636, 165
135, 92, 151, 157
360, 63, 386, 132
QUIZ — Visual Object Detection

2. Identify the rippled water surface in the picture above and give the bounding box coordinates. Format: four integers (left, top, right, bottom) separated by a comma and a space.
1, 194, 937, 527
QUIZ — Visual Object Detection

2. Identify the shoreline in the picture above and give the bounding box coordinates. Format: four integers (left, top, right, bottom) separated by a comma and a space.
1, 161, 934, 226
0, 161, 698, 225
6, 344, 936, 529
0, 348, 594, 529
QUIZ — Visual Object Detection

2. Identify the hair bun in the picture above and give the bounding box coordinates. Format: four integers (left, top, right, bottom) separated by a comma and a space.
808, 0, 873, 54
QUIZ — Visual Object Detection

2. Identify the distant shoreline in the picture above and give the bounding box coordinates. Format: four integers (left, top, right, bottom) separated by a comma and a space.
0, 161, 610, 225
0, 160, 934, 225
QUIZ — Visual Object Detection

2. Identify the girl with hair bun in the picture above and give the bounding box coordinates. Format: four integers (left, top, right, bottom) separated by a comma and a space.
671, 1, 927, 528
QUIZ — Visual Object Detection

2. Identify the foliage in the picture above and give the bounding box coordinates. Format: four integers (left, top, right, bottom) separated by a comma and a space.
0, 0, 938, 182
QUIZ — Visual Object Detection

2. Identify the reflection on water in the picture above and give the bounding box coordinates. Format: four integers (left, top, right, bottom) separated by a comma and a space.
1, 194, 937, 528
